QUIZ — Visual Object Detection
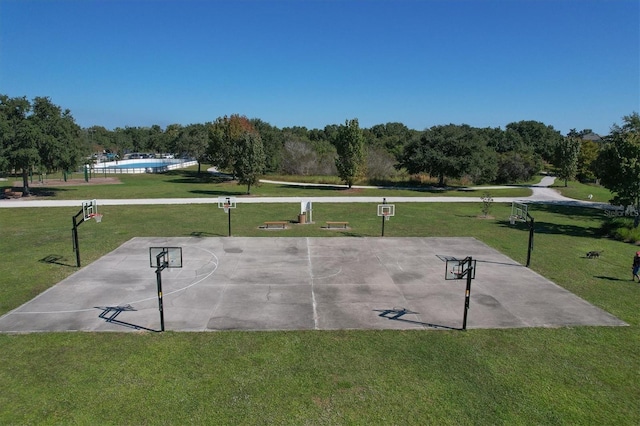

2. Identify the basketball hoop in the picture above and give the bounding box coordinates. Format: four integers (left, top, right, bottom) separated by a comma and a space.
223, 203, 230, 214
383, 212, 390, 221
89, 213, 103, 223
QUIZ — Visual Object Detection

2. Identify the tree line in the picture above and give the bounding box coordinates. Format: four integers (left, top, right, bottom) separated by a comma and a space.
1, 94, 638, 207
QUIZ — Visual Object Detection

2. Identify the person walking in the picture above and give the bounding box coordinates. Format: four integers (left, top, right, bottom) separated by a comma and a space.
632, 252, 640, 282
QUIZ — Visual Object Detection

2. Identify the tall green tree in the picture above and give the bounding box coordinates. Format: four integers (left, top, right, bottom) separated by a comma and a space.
399, 124, 492, 186
506, 120, 563, 163
31, 96, 83, 176
207, 114, 255, 174
233, 131, 266, 194
162, 123, 182, 156
554, 132, 581, 187
593, 112, 640, 225
250, 118, 284, 173
0, 95, 32, 175
334, 118, 365, 188
0, 95, 82, 195
176, 123, 209, 174
577, 138, 600, 182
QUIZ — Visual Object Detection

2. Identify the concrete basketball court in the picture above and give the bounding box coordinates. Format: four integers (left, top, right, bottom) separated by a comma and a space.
0, 237, 626, 333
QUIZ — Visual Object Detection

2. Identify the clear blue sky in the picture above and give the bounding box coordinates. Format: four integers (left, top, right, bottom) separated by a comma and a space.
1, 0, 638, 135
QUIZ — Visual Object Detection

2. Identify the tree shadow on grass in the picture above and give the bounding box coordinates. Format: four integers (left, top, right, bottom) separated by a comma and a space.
528, 203, 610, 220
188, 189, 248, 197
165, 169, 232, 185
497, 219, 601, 239
25, 187, 76, 198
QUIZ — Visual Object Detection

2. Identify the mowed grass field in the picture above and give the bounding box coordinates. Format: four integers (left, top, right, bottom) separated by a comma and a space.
1, 169, 638, 424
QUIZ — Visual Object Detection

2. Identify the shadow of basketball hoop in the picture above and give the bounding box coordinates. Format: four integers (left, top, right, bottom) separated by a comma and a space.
373, 308, 460, 331
95, 305, 159, 332
39, 254, 75, 267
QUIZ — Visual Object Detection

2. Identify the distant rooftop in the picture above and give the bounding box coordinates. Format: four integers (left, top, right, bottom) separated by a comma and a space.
581, 132, 603, 142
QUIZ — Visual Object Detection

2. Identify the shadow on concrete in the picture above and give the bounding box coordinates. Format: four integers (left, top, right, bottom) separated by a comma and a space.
190, 231, 224, 237
96, 305, 159, 332
374, 308, 460, 331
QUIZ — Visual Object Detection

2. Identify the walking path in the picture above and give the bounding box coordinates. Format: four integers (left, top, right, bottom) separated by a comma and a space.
0, 175, 610, 209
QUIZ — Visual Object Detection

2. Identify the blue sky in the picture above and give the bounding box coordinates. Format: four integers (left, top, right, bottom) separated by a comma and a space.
1, 0, 638, 135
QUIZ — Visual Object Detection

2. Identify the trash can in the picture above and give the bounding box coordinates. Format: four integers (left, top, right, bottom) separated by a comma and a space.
298, 213, 306, 224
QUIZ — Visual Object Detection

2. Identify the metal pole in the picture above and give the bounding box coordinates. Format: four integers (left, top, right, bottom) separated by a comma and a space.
227, 197, 232, 237
71, 209, 85, 267
381, 198, 386, 237
526, 215, 534, 267
72, 214, 81, 267
155, 253, 166, 332
462, 257, 473, 330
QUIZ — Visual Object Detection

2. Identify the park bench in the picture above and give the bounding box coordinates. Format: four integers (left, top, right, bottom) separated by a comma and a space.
3, 188, 23, 199
325, 221, 349, 229
264, 221, 288, 229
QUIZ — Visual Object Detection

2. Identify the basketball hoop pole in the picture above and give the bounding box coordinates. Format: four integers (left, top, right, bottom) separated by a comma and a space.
71, 208, 85, 267
154, 251, 168, 332
526, 212, 534, 268
381, 198, 386, 237
510, 202, 534, 267
226, 197, 232, 237
461, 257, 473, 331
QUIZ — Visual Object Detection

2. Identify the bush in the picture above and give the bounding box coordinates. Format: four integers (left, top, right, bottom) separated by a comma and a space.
601, 217, 640, 243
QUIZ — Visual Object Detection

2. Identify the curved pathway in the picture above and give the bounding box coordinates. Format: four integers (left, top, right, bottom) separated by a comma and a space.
0, 175, 610, 209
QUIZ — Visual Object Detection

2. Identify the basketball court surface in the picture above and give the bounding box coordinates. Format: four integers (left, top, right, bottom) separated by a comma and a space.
0, 237, 626, 333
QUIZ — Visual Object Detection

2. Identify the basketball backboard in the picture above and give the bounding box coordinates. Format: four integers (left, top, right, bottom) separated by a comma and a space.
149, 247, 183, 268
82, 199, 97, 221
445, 258, 476, 280
510, 202, 528, 223
217, 196, 237, 208
377, 204, 395, 217
218, 196, 237, 213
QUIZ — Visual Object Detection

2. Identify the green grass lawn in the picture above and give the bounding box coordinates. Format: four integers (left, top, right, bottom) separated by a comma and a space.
0, 172, 638, 424
551, 180, 613, 203
5, 166, 532, 199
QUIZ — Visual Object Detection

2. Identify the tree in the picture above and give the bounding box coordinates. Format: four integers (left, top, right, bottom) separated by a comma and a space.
577, 138, 600, 182
554, 133, 581, 187
0, 95, 82, 195
593, 112, 640, 225
30, 97, 84, 176
207, 114, 255, 174
494, 151, 541, 184
366, 146, 398, 181
176, 123, 209, 174
233, 131, 266, 194
366, 122, 415, 158
506, 120, 563, 163
281, 139, 317, 175
250, 118, 284, 173
162, 123, 183, 156
334, 118, 365, 188
399, 124, 490, 186
0, 95, 32, 175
